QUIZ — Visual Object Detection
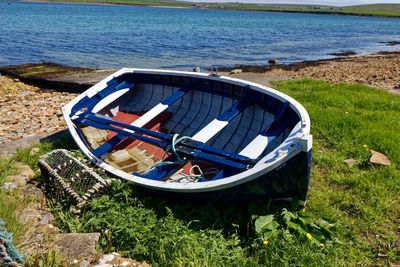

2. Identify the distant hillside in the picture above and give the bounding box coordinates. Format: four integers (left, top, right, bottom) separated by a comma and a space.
196, 3, 400, 17
16, 0, 400, 17
342, 4, 400, 17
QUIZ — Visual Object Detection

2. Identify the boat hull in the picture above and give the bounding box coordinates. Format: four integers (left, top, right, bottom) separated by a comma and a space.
63, 68, 312, 204
141, 150, 311, 205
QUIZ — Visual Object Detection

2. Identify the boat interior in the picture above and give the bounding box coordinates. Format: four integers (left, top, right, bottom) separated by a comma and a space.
71, 72, 301, 182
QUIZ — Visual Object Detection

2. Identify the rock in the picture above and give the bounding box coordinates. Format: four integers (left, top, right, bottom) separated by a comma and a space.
395, 83, 400, 89
99, 254, 115, 264
79, 259, 91, 267
53, 233, 100, 260
17, 92, 35, 97
6, 175, 27, 186
19, 207, 41, 224
29, 147, 40, 156
96, 253, 151, 267
343, 159, 359, 168
268, 59, 279, 65
23, 184, 45, 199
39, 212, 55, 225
0, 182, 17, 190
369, 150, 391, 166
14, 162, 35, 178
230, 69, 242, 74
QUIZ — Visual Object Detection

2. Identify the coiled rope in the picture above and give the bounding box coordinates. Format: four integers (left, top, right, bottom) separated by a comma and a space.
145, 134, 219, 180
0, 219, 24, 266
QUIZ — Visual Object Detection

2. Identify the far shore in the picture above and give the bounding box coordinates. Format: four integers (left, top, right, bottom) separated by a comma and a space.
9, 0, 400, 18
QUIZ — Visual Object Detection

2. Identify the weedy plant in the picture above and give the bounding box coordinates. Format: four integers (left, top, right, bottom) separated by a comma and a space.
253, 209, 336, 247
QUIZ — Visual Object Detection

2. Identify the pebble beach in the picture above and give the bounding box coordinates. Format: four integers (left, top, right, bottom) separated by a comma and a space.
0, 76, 77, 143
0, 50, 399, 144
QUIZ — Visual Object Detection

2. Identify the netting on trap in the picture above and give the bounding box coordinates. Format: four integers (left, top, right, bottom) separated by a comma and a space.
38, 149, 114, 214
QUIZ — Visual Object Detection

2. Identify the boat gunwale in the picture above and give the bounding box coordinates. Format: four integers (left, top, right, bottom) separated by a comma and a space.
62, 68, 312, 192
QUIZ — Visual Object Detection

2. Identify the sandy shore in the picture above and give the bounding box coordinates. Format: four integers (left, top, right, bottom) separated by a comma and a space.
0, 50, 399, 145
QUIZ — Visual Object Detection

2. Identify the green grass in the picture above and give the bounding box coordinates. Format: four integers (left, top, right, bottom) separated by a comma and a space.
0, 157, 14, 186
0, 190, 32, 246
3, 79, 400, 265
44, 80, 399, 265
275, 79, 400, 264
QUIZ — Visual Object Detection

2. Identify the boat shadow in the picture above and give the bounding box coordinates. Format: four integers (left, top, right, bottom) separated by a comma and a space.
40, 131, 298, 236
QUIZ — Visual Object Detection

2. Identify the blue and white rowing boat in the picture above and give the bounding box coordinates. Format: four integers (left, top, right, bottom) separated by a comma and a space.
62, 68, 312, 205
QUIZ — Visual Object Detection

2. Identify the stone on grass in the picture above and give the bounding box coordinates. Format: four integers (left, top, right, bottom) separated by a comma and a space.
369, 150, 391, 166
0, 182, 17, 190
14, 162, 35, 178
39, 212, 55, 225
343, 159, 359, 168
53, 233, 100, 261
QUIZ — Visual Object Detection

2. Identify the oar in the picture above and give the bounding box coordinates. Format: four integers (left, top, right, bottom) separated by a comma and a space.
73, 112, 255, 169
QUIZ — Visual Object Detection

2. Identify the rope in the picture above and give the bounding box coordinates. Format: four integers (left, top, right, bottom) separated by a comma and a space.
145, 134, 219, 181
0, 219, 24, 266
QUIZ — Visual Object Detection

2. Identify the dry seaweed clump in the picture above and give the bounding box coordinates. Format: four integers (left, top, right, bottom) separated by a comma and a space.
0, 75, 39, 96
0, 76, 77, 143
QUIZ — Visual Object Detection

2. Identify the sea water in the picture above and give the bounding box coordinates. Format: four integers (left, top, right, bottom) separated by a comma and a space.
1, 1, 400, 69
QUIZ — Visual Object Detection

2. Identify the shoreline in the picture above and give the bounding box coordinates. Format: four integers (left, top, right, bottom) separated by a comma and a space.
10, 0, 400, 18
215, 50, 400, 74
1, 49, 400, 91
0, 50, 399, 144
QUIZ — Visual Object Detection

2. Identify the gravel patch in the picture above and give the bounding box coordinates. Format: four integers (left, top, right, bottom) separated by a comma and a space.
0, 76, 77, 143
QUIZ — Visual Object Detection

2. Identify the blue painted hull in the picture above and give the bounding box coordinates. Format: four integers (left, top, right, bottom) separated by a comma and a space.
142, 150, 311, 204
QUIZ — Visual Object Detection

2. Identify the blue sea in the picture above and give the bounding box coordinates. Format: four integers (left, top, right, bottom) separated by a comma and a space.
1, 1, 400, 70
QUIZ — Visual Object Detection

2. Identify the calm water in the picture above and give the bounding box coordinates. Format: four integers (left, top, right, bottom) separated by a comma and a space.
1, 1, 400, 70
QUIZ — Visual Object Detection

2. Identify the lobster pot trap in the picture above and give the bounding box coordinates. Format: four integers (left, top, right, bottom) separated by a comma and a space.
38, 149, 113, 213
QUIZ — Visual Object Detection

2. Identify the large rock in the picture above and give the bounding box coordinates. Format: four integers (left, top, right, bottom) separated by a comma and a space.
53, 233, 100, 261
369, 150, 391, 166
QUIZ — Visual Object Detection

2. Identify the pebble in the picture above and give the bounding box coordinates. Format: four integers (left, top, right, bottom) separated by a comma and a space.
0, 182, 17, 190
